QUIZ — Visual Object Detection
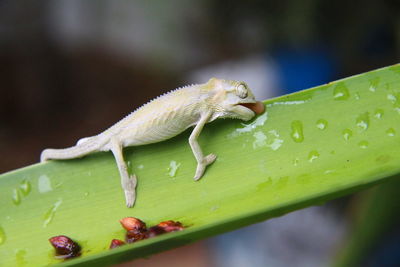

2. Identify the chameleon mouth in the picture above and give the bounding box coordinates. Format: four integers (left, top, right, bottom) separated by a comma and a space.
239, 101, 265, 115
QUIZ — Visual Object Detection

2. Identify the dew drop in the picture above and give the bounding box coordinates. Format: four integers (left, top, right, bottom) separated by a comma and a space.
19, 180, 31, 196
137, 164, 144, 170
43, 199, 62, 227
374, 109, 384, 119
387, 94, 397, 103
38, 174, 53, 193
293, 158, 299, 166
356, 112, 370, 131
316, 119, 328, 130
369, 77, 380, 92
12, 188, 21, 205
0, 226, 6, 245
333, 83, 350, 100
386, 128, 396, 137
167, 161, 181, 177
15, 249, 27, 266
253, 131, 267, 149
254, 130, 284, 151
358, 140, 369, 149
342, 129, 353, 141
291, 120, 304, 143
355, 93, 360, 100
308, 150, 320, 162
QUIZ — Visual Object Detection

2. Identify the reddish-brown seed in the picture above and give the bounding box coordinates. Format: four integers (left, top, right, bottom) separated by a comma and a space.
125, 231, 147, 243
49, 235, 81, 259
109, 239, 125, 249
119, 217, 146, 233
157, 220, 184, 232
146, 226, 166, 238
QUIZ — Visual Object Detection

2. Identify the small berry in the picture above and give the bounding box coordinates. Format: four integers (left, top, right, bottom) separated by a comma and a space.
146, 226, 166, 238
157, 220, 184, 232
125, 231, 147, 243
49, 235, 80, 259
109, 239, 125, 249
119, 217, 146, 233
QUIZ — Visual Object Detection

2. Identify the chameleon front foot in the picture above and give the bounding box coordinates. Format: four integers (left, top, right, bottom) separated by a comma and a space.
124, 174, 137, 208
193, 154, 217, 181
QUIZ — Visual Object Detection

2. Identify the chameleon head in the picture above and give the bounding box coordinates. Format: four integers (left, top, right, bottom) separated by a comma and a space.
207, 78, 265, 121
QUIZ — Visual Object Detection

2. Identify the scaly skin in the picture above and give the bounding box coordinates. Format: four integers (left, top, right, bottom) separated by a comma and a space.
41, 78, 264, 207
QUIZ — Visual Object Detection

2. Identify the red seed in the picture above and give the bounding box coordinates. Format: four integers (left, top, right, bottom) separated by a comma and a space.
119, 217, 146, 233
157, 220, 184, 232
109, 239, 125, 249
125, 231, 147, 243
49, 235, 80, 259
146, 226, 166, 238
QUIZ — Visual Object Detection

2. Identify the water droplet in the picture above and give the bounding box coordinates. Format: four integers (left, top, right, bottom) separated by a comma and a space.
333, 83, 350, 100
137, 164, 144, 170
167, 161, 181, 177
386, 128, 396, 136
356, 112, 370, 131
84, 192, 90, 197
19, 180, 31, 196
316, 119, 328, 130
12, 188, 21, 205
293, 158, 299, 166
369, 77, 380, 92
43, 199, 62, 227
252, 131, 266, 149
228, 112, 268, 138
210, 206, 219, 212
342, 129, 353, 141
355, 93, 360, 100
387, 94, 397, 103
15, 249, 27, 266
253, 130, 283, 150
0, 226, 6, 245
358, 140, 369, 149
38, 174, 53, 193
308, 150, 320, 162
374, 109, 384, 119
291, 120, 304, 143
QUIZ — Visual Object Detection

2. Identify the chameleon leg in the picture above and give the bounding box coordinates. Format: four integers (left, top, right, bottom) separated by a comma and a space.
110, 139, 137, 207
189, 112, 217, 181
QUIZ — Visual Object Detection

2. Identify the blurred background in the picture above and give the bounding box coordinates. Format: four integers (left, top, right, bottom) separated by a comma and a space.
1, 0, 399, 266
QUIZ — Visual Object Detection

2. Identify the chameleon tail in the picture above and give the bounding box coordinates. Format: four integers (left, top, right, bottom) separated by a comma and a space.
40, 137, 102, 162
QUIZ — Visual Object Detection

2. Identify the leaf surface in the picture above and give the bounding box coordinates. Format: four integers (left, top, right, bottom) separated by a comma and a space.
1, 65, 400, 266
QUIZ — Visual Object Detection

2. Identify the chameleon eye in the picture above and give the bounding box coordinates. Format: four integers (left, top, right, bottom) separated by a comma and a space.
237, 84, 248, 98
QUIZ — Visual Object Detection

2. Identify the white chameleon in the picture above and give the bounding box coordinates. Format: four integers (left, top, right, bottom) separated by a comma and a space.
41, 78, 264, 207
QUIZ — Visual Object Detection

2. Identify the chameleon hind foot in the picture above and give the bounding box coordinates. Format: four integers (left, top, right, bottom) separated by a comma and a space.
124, 174, 137, 207
193, 153, 217, 181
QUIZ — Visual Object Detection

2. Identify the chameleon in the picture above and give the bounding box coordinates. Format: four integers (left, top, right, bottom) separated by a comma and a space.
40, 78, 265, 207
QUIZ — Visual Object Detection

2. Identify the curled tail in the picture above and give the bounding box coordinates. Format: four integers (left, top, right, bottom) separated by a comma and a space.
40, 136, 106, 162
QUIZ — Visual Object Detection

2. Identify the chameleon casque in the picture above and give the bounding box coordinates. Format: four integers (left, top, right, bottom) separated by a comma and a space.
41, 78, 264, 207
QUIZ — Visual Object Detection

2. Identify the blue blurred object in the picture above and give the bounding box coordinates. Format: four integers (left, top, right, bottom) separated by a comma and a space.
273, 45, 336, 94
366, 228, 400, 267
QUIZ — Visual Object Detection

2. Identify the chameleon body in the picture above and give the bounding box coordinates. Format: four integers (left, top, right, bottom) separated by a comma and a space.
41, 78, 264, 207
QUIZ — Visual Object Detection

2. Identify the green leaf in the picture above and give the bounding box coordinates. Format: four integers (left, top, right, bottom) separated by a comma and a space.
1, 64, 400, 266
333, 176, 400, 267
